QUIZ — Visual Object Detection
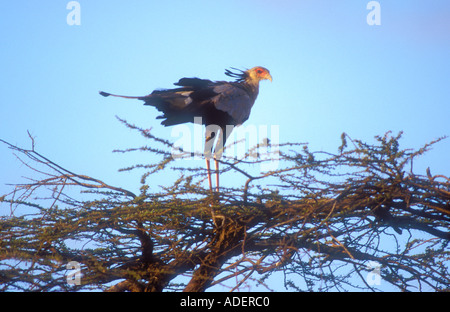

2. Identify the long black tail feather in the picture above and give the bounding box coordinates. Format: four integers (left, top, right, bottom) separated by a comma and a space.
99, 91, 146, 100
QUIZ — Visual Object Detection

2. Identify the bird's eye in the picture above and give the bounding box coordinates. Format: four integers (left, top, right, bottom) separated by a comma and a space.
256, 69, 263, 74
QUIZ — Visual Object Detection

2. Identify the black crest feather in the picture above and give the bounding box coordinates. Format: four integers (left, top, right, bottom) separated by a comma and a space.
224, 67, 247, 82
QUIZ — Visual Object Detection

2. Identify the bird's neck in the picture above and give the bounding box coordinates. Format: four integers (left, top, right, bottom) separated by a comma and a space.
243, 80, 260, 100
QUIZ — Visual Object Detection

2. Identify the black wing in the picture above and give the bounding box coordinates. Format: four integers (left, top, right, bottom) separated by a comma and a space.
100, 77, 256, 127
144, 78, 254, 127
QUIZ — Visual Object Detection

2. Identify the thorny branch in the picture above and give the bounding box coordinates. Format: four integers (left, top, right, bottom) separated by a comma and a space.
0, 125, 449, 292
0, 138, 136, 199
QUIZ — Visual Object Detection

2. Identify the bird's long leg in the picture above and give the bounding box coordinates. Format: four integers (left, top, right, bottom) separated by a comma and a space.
214, 156, 220, 193
212, 125, 234, 194
206, 158, 213, 193
204, 128, 222, 227
212, 127, 224, 194
204, 128, 216, 194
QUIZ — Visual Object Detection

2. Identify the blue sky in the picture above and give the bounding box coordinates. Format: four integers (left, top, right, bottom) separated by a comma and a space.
1, 1, 449, 290
1, 1, 449, 192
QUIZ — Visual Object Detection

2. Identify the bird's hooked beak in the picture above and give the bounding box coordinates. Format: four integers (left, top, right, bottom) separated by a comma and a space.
263, 70, 272, 82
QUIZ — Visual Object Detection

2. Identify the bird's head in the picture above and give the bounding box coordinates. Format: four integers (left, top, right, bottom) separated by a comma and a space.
225, 66, 272, 84
247, 66, 272, 83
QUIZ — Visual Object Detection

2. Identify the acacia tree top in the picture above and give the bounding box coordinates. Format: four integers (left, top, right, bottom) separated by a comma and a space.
0, 122, 449, 292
